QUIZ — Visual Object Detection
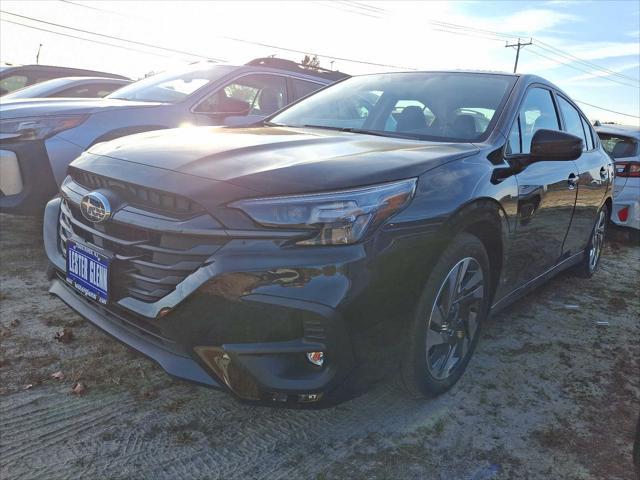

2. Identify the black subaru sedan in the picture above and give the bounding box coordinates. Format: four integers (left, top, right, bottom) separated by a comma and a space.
43, 71, 612, 406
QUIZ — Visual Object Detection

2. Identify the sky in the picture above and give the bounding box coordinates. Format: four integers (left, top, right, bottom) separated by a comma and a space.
0, 0, 638, 124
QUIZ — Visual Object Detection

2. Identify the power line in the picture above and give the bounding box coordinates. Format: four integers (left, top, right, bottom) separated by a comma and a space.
0, 18, 180, 60
534, 39, 639, 83
573, 99, 640, 119
58, 0, 131, 18
0, 10, 226, 62
8, 4, 637, 118
221, 35, 417, 70
526, 47, 639, 88
5, 7, 414, 71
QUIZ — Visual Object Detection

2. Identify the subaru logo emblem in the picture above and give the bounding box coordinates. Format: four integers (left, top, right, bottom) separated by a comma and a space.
80, 192, 111, 223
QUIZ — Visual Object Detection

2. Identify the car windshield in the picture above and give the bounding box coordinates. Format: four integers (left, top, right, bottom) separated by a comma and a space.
108, 64, 235, 103
270, 72, 516, 142
2, 77, 76, 99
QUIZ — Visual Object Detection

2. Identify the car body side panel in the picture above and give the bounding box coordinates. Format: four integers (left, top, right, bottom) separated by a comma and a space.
44, 136, 86, 185
563, 148, 612, 254
509, 160, 579, 286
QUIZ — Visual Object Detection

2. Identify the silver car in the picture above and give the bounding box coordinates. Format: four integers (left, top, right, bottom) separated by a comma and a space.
0, 58, 347, 214
1, 77, 131, 100
596, 124, 640, 230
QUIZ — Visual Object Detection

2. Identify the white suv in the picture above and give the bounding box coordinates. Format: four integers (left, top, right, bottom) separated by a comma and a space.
596, 124, 640, 230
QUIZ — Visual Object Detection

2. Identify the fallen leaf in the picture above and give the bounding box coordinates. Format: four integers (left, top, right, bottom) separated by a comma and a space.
24, 384, 33, 390
54, 327, 74, 344
71, 382, 87, 395
9, 319, 20, 327
51, 370, 65, 381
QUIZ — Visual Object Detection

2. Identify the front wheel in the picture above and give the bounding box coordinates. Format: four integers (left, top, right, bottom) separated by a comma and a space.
402, 233, 491, 397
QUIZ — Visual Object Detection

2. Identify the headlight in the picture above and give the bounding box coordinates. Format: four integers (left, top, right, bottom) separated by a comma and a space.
230, 178, 417, 245
0, 115, 88, 141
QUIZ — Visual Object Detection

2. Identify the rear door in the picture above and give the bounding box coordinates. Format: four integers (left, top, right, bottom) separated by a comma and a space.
506, 86, 579, 287
556, 95, 611, 256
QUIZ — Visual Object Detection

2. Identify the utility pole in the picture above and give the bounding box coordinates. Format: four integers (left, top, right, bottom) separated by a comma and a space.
505, 38, 532, 73
36, 43, 43, 64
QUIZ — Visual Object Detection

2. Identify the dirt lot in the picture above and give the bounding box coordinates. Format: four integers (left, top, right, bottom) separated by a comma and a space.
0, 213, 638, 480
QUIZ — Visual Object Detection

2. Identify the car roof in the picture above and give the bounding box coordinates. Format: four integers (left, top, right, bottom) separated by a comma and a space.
0, 65, 129, 80
595, 124, 640, 139
44, 76, 131, 83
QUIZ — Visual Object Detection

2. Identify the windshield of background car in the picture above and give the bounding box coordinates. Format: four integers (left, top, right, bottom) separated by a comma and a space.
2, 77, 75, 99
270, 72, 516, 142
107, 64, 236, 103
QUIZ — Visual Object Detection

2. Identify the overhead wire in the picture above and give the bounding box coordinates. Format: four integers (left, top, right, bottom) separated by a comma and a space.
0, 10, 227, 62
4, 3, 638, 118
0, 18, 180, 60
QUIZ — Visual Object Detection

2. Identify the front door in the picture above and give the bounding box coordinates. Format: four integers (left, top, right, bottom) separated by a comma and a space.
505, 87, 579, 288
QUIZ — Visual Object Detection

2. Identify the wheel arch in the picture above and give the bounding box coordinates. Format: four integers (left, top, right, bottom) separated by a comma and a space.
440, 198, 511, 303
604, 196, 613, 219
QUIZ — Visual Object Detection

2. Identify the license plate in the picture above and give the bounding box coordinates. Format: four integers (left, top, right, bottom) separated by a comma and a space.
66, 240, 110, 304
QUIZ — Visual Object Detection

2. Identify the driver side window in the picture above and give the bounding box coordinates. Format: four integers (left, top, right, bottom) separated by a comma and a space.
508, 88, 560, 155
195, 74, 287, 116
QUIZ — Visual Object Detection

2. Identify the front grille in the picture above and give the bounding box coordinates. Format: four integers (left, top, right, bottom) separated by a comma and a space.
59, 198, 226, 304
69, 169, 202, 218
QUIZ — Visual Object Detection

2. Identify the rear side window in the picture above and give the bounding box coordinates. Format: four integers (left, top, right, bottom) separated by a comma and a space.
580, 117, 594, 150
508, 88, 560, 155
558, 96, 588, 151
291, 78, 323, 100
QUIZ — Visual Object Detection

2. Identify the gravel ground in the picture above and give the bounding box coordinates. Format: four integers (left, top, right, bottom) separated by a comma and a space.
0, 213, 638, 480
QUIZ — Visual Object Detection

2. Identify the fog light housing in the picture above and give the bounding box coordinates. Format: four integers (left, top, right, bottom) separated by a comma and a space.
306, 351, 325, 367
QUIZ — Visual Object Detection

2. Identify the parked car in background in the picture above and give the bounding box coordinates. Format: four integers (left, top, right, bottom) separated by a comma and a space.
1, 77, 131, 100
0, 58, 348, 214
43, 71, 612, 406
0, 64, 128, 96
595, 124, 639, 230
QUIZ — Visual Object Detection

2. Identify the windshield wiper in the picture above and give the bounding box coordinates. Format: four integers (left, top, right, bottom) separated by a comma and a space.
303, 125, 409, 139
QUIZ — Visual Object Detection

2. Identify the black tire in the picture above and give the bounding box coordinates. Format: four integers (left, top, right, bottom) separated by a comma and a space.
573, 203, 609, 278
402, 233, 491, 398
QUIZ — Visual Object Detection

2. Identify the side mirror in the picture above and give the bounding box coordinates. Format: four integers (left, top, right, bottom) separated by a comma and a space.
530, 129, 583, 162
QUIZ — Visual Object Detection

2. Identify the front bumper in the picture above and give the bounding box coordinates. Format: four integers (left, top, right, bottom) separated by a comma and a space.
0, 136, 82, 215
0, 140, 58, 214
44, 196, 362, 406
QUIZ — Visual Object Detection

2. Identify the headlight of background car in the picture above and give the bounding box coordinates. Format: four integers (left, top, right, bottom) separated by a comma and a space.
0, 115, 88, 141
230, 178, 417, 245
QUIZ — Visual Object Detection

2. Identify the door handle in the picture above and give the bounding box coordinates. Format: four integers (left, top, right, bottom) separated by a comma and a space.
568, 173, 578, 190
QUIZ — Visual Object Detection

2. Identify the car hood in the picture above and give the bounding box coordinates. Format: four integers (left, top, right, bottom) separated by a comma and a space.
85, 126, 480, 195
0, 98, 166, 118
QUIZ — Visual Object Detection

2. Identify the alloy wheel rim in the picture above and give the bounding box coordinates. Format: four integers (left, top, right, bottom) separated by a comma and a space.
425, 257, 484, 380
589, 210, 606, 271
